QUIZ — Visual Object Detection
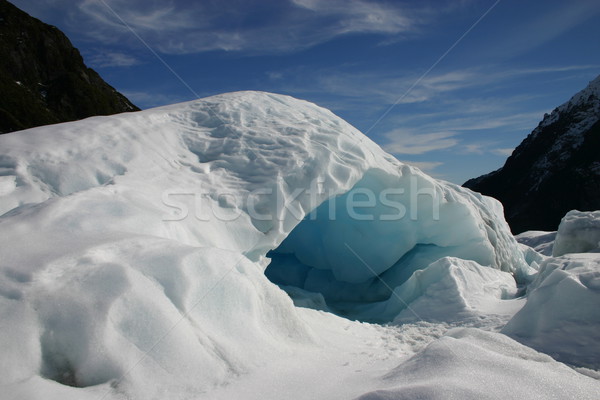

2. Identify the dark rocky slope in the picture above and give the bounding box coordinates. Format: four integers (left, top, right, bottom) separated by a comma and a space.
0, 0, 139, 134
464, 75, 600, 234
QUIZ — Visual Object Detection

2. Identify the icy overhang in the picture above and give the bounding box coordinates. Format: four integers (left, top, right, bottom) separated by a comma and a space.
264, 168, 523, 321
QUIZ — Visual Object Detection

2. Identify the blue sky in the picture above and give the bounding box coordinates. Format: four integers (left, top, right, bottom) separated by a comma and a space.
12, 0, 600, 184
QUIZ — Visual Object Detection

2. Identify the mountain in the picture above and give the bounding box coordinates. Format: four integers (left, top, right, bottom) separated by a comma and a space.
0, 0, 139, 134
464, 75, 600, 234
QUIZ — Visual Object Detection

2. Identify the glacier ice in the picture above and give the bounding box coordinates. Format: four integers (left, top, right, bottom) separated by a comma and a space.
265, 167, 528, 320
503, 253, 600, 369
552, 210, 600, 256
0, 91, 581, 399
388, 257, 520, 324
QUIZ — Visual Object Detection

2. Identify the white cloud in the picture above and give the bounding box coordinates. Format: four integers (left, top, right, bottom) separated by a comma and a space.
455, 142, 515, 157
88, 51, 139, 68
420, 110, 546, 132
492, 147, 514, 157
291, 0, 412, 34
383, 130, 459, 155
462, 143, 486, 154
267, 71, 284, 81
284, 69, 478, 107
78, 0, 198, 35
398, 160, 443, 172
53, 0, 423, 54
282, 64, 599, 110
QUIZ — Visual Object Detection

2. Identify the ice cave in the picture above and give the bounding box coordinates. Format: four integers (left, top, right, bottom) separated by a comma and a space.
264, 168, 515, 322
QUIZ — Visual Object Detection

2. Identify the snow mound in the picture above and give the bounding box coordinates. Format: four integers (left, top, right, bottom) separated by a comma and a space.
0, 91, 529, 397
356, 328, 600, 400
552, 210, 600, 256
503, 253, 600, 369
346, 257, 521, 324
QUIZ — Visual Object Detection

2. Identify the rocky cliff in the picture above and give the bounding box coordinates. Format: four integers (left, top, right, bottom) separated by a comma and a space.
464, 75, 600, 234
0, 0, 139, 134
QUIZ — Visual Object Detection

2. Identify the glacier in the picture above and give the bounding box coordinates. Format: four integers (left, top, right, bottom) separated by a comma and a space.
0, 91, 599, 399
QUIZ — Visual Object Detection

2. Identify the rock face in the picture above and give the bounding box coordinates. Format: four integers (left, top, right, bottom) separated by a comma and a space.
0, 0, 139, 134
464, 75, 600, 234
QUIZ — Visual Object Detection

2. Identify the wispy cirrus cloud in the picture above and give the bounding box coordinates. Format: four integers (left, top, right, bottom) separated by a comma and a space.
379, 108, 542, 157
488, 0, 600, 59
399, 160, 443, 173
492, 147, 514, 157
88, 51, 140, 68
412, 110, 547, 133
46, 0, 426, 54
291, 0, 413, 34
288, 64, 600, 106
459, 143, 514, 157
383, 130, 459, 155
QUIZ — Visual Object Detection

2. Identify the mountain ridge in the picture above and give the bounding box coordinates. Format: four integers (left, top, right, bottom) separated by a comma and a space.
464, 75, 600, 234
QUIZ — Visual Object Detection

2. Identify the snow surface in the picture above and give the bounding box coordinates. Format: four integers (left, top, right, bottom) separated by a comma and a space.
0, 91, 598, 399
356, 328, 600, 400
503, 252, 600, 369
552, 210, 600, 256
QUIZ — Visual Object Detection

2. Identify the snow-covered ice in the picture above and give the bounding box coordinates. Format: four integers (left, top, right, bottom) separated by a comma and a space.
356, 328, 600, 400
552, 210, 600, 256
507, 214, 600, 371
0, 91, 598, 399
503, 253, 600, 369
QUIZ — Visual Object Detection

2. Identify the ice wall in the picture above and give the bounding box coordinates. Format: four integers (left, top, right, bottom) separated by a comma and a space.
552, 210, 600, 256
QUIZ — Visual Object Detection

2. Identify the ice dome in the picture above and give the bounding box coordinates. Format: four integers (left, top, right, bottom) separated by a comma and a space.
0, 92, 535, 397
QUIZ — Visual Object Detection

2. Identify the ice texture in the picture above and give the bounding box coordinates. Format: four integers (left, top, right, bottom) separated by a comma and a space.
552, 210, 600, 256
265, 168, 528, 318
389, 257, 520, 324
